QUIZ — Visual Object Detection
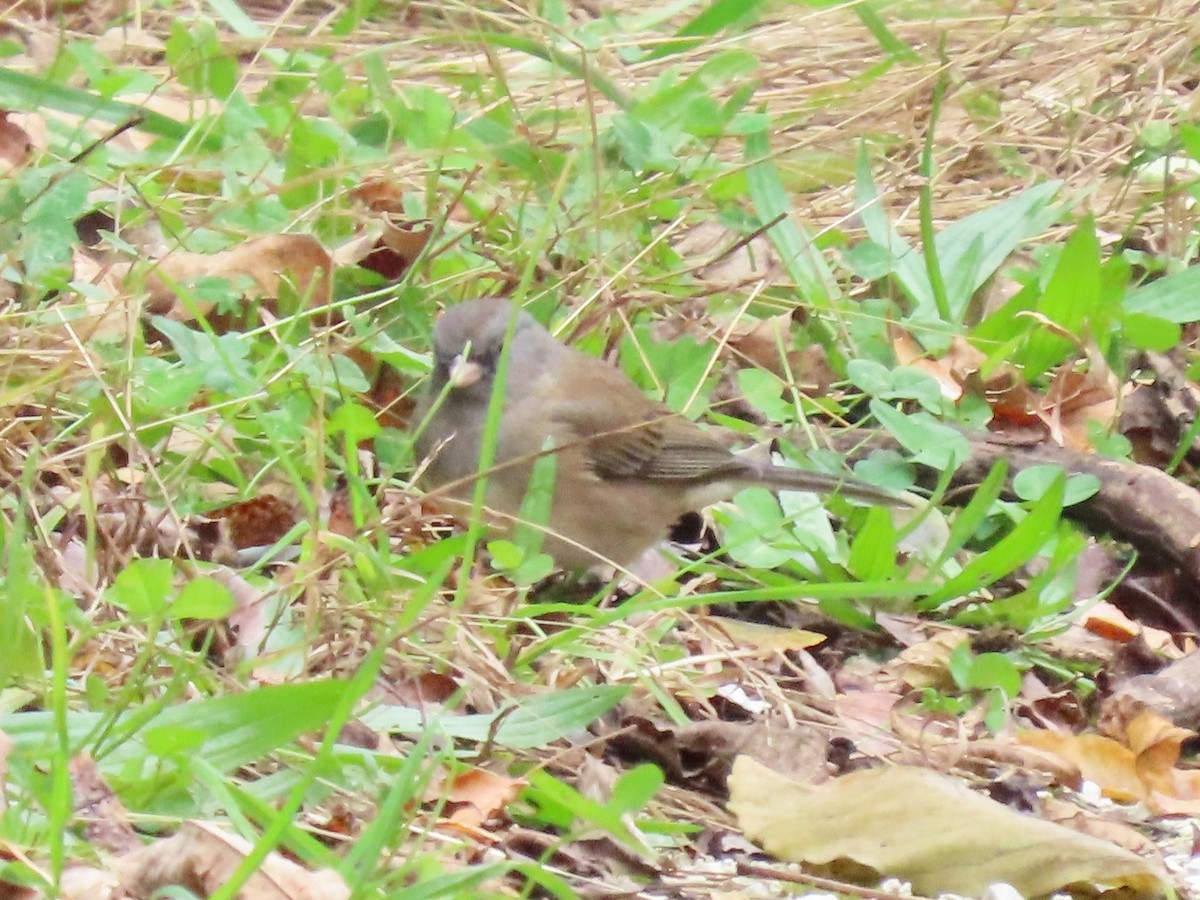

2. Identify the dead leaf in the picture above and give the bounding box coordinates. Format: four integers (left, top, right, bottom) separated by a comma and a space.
1040, 795, 1166, 860
0, 110, 32, 172
728, 756, 1167, 897
696, 615, 825, 654
1128, 712, 1200, 813
883, 627, 970, 691
205, 495, 300, 550
726, 313, 796, 379
1018, 728, 1145, 801
367, 216, 432, 279
609, 716, 830, 791
60, 866, 119, 900
375, 671, 460, 709
70, 753, 141, 856
1039, 357, 1120, 450
115, 820, 349, 900
144, 234, 333, 322
1019, 711, 1200, 812
1084, 602, 1144, 643
1080, 602, 1187, 660
438, 768, 526, 830
890, 329, 974, 402
673, 221, 780, 287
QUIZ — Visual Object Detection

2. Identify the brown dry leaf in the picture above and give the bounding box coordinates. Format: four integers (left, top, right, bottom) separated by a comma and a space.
115, 820, 349, 900
1017, 728, 1145, 801
883, 627, 970, 691
1083, 602, 1144, 642
375, 671, 460, 709
890, 329, 975, 402
145, 234, 332, 320
0, 110, 32, 172
610, 716, 830, 790
1039, 359, 1120, 450
440, 768, 526, 830
1082, 602, 1186, 658
830, 691, 902, 758
1040, 795, 1166, 861
205, 495, 300, 550
70, 753, 141, 856
337, 180, 433, 280
986, 371, 1047, 433
726, 313, 798, 379
1127, 712, 1200, 813
373, 216, 433, 275
349, 177, 405, 212
60, 866, 119, 900
964, 738, 1083, 790
1019, 711, 1200, 812
673, 221, 780, 287
727, 756, 1167, 897
208, 566, 272, 664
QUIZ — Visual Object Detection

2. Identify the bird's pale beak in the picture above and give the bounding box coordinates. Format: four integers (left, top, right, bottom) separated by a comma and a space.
448, 354, 484, 389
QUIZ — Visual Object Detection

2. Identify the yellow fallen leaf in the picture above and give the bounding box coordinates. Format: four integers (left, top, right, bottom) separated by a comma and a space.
728, 756, 1166, 897
697, 616, 825, 652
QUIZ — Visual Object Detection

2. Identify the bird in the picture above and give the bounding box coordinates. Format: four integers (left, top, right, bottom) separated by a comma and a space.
414, 298, 902, 570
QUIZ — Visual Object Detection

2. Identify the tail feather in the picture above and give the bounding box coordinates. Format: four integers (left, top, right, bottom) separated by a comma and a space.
755, 465, 909, 506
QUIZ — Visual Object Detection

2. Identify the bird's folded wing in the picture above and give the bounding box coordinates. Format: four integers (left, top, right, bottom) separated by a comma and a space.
545, 390, 745, 483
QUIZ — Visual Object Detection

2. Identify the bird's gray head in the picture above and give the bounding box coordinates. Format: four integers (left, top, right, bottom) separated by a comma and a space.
429, 298, 543, 399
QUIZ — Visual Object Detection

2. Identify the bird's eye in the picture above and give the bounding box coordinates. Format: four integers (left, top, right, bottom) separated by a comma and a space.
468, 343, 501, 369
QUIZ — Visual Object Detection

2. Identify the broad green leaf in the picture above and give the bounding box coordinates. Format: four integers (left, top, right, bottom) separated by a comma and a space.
934, 461, 1007, 568
106, 558, 173, 618
327, 401, 381, 443
853, 1, 919, 60
1020, 218, 1102, 376
1012, 465, 1100, 506
171, 577, 236, 620
934, 181, 1062, 322
610, 764, 665, 813
1124, 265, 1200, 322
0, 542, 47, 679
718, 488, 795, 569
738, 368, 792, 422
964, 652, 1023, 697
855, 151, 1061, 325
818, 595, 878, 630
645, 0, 769, 59
523, 769, 649, 851
848, 507, 896, 581
359, 684, 629, 749
854, 147, 922, 297
0, 69, 219, 150
921, 477, 1065, 609
151, 317, 255, 395
1, 681, 352, 775
746, 127, 836, 307
140, 681, 353, 773
869, 400, 968, 471
1119, 312, 1180, 351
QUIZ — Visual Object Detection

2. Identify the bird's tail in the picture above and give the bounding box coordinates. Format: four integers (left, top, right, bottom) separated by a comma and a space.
756, 465, 910, 506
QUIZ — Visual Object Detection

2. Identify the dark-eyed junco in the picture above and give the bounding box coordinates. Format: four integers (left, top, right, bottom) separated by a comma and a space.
414, 298, 900, 569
